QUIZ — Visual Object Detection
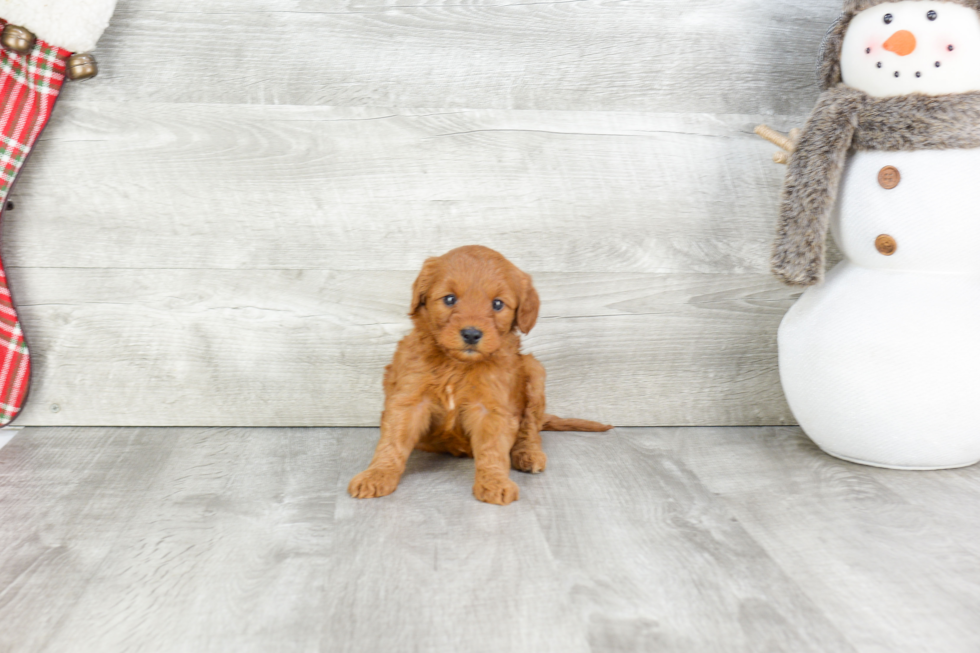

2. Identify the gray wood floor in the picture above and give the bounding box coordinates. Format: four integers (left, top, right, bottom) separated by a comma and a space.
0, 427, 977, 652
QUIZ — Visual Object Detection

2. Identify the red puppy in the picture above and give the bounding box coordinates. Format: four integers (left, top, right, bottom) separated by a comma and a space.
348, 245, 611, 505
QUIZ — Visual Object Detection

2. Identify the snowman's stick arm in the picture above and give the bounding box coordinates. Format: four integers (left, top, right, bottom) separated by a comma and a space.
754, 125, 801, 165
754, 125, 797, 151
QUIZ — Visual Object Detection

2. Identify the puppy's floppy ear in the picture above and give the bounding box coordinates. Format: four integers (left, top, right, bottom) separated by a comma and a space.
516, 272, 540, 334
410, 257, 440, 315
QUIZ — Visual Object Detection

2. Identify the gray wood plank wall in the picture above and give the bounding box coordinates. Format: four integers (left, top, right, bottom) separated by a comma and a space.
6, 0, 844, 426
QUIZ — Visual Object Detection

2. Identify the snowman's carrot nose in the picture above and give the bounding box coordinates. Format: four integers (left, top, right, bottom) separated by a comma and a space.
883, 30, 917, 56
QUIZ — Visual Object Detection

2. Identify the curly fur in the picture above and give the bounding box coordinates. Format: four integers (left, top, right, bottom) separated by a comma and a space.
819, 0, 980, 90
773, 86, 980, 285
348, 246, 612, 505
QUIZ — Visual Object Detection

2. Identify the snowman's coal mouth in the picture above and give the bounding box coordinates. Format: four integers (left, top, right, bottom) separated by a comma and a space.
882, 68, 927, 79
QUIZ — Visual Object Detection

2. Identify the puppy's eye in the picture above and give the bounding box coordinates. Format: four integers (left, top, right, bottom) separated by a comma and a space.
492, 299, 504, 311
927, 10, 937, 20
884, 13, 893, 24
443, 295, 457, 307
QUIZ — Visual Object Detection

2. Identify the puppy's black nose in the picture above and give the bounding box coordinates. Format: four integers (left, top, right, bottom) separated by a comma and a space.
461, 328, 483, 345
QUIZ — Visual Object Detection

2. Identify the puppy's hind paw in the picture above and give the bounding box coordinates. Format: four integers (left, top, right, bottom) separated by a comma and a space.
473, 476, 520, 505
348, 468, 400, 499
511, 449, 547, 474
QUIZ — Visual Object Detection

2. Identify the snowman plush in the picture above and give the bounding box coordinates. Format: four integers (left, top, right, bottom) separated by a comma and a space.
764, 0, 980, 469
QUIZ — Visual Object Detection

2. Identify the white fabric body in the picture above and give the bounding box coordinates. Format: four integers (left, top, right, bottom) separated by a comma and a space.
779, 149, 980, 469
0, 0, 117, 52
841, 1, 980, 97
831, 149, 980, 272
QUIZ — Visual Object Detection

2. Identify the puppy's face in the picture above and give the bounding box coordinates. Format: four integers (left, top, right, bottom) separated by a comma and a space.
410, 246, 540, 362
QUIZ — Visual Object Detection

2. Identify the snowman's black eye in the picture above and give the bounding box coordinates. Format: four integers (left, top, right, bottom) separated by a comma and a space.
866, 47, 872, 53
916, 71, 922, 77
949, 44, 955, 51
877, 62, 883, 68
927, 10, 937, 20
936, 61, 942, 67
895, 71, 900, 77
884, 13, 894, 24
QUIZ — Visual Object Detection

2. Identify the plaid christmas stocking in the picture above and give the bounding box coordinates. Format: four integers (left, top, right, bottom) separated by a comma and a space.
0, 0, 116, 425
0, 24, 71, 425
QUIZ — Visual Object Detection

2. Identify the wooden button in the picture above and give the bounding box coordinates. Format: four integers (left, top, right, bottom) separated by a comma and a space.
875, 234, 897, 256
878, 166, 901, 189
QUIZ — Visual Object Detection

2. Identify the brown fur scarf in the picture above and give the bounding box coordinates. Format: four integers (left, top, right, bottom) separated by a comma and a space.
773, 86, 980, 286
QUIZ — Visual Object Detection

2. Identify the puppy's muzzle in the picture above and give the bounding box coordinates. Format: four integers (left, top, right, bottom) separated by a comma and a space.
460, 328, 483, 346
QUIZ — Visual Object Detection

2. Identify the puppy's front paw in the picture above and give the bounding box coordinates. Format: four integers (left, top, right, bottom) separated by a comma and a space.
348, 468, 400, 499
473, 476, 520, 505
511, 449, 547, 474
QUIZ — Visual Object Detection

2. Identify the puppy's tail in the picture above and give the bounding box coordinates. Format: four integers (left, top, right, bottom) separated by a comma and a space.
541, 414, 613, 432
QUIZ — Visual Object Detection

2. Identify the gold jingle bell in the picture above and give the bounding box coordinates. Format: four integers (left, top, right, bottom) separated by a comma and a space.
1, 24, 36, 55
67, 53, 98, 81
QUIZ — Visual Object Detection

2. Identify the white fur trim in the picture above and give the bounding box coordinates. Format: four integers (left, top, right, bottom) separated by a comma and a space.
0, 0, 118, 53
